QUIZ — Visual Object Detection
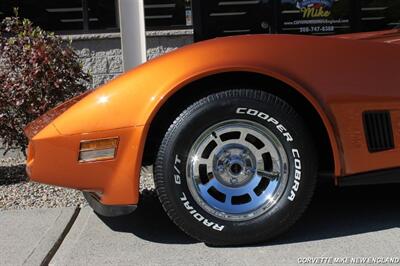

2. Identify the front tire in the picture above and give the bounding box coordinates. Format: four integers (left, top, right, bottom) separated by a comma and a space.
155, 89, 317, 245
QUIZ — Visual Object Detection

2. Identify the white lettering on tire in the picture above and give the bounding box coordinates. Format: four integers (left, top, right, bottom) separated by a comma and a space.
180, 192, 225, 231
236, 107, 303, 202
174, 155, 181, 184
175, 155, 225, 231
236, 108, 293, 142
288, 149, 302, 201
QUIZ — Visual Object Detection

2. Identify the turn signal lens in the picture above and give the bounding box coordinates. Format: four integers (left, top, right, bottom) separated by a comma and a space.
79, 138, 118, 162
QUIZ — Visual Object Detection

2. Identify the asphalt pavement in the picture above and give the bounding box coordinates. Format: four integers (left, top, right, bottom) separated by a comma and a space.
1, 183, 400, 266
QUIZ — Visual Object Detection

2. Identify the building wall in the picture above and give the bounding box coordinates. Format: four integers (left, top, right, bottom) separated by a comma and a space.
66, 29, 193, 88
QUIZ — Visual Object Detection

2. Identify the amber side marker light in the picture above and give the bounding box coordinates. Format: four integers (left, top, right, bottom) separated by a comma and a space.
79, 138, 119, 163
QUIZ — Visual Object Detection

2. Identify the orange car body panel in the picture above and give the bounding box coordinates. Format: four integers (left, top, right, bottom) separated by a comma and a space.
25, 31, 400, 205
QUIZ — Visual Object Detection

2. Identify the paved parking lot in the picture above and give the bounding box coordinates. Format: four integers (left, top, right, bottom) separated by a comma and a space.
1, 183, 400, 266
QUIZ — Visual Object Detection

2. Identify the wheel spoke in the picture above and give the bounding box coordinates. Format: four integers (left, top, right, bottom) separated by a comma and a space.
249, 191, 258, 202
257, 169, 280, 180
238, 128, 249, 143
212, 132, 223, 145
256, 144, 275, 157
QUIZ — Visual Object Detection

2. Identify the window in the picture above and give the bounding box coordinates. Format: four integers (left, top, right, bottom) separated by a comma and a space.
0, 0, 118, 34
192, 0, 275, 41
360, 0, 400, 32
0, 0, 192, 34
88, 0, 119, 31
144, 0, 192, 29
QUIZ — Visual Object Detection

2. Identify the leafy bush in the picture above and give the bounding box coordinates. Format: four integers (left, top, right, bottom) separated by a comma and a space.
0, 15, 90, 154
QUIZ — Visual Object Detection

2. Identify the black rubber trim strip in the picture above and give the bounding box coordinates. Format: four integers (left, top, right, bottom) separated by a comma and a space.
41, 207, 81, 266
339, 167, 400, 187
83, 192, 137, 217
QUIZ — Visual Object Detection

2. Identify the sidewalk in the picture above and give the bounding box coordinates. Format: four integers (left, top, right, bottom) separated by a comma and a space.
0, 207, 76, 265
1, 185, 400, 266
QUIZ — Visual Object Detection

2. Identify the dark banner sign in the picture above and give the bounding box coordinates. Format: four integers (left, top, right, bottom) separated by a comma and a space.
281, 0, 351, 34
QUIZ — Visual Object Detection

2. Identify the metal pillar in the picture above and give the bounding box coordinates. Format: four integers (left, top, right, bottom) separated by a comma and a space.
118, 0, 147, 71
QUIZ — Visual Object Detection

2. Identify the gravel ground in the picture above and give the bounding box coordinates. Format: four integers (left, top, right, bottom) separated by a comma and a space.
0, 157, 156, 211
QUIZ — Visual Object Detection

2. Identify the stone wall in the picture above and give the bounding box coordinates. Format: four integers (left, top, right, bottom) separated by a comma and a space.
65, 29, 193, 88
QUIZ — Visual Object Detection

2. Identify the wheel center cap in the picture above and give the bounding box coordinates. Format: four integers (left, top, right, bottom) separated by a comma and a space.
213, 144, 255, 187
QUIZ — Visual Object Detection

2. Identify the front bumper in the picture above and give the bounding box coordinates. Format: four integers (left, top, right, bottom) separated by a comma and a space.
26, 123, 145, 206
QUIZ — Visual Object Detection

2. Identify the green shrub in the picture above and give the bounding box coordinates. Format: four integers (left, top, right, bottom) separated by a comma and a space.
0, 15, 90, 155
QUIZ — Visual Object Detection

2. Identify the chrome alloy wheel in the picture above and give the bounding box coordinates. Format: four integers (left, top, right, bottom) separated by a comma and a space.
186, 119, 289, 221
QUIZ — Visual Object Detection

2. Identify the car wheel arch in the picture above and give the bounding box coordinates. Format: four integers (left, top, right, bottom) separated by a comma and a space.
140, 70, 342, 183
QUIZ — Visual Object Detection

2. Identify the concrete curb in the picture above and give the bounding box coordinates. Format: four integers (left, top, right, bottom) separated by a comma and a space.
49, 207, 92, 266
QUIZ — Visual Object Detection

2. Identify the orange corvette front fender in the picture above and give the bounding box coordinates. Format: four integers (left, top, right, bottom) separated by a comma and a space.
53, 35, 347, 181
